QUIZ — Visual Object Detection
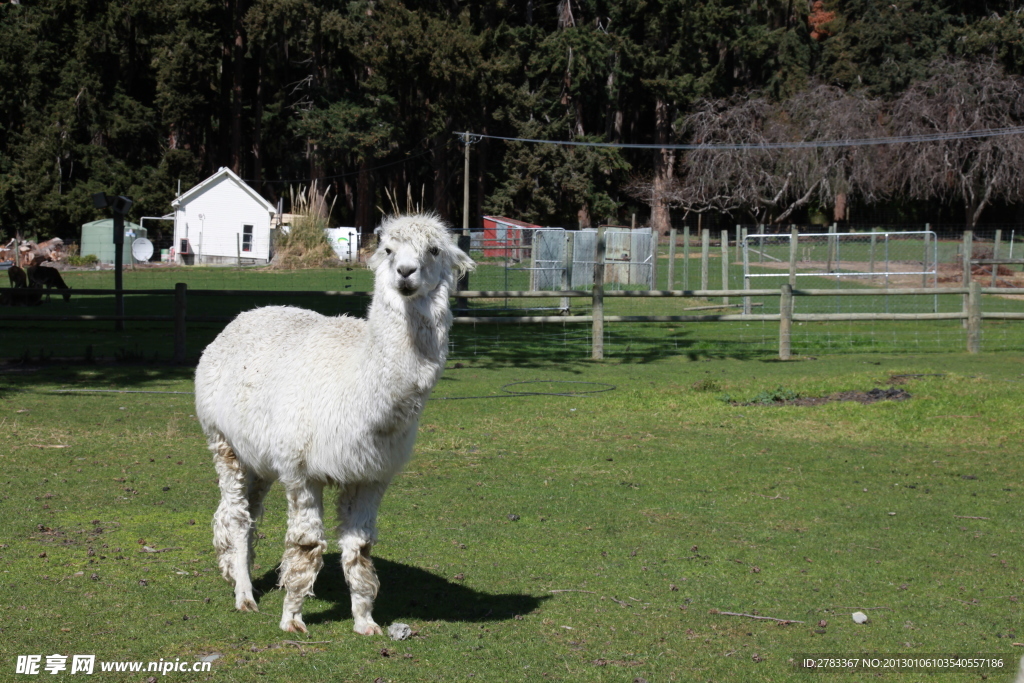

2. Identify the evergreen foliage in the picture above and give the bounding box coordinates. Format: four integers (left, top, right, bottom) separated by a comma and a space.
1, 0, 1023, 240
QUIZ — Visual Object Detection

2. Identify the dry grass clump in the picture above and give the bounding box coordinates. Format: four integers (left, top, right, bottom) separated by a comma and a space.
271, 182, 339, 270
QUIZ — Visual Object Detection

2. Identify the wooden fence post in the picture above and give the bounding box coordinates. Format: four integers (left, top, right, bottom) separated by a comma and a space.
701, 229, 709, 290
529, 232, 538, 291
962, 229, 973, 284
683, 225, 690, 289
649, 224, 659, 290
991, 228, 1002, 288
561, 231, 574, 313
967, 280, 981, 354
788, 226, 798, 287
667, 228, 676, 290
173, 282, 187, 364
869, 229, 877, 280
779, 283, 793, 361
457, 235, 471, 311
827, 222, 837, 273
742, 233, 751, 315
925, 223, 933, 292
592, 227, 606, 360
923, 229, 930, 288
721, 230, 729, 303
962, 230, 973, 329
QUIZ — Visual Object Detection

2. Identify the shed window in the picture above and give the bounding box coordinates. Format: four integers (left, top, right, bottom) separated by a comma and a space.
242, 224, 253, 252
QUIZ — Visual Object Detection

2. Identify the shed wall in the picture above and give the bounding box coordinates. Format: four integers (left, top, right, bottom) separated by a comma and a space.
80, 221, 147, 264
173, 176, 273, 264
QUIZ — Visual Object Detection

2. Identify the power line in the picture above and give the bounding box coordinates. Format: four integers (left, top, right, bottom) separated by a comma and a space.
454, 126, 1024, 151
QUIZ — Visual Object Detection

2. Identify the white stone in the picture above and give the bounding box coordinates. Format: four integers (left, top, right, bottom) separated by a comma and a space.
388, 623, 412, 641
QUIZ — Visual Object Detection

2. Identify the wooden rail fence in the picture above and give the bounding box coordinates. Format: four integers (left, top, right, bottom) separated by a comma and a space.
2, 279, 1019, 362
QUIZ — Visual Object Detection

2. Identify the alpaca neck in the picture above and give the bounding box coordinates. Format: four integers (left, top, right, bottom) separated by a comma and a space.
364, 281, 452, 396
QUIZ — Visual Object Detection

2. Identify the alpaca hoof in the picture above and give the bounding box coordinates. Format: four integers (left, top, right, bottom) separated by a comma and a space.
354, 620, 383, 636
281, 618, 308, 633
236, 594, 258, 612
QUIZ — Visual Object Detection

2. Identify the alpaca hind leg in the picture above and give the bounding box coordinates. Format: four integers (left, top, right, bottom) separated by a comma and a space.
278, 480, 326, 633
211, 441, 258, 612
337, 482, 388, 635
244, 476, 272, 595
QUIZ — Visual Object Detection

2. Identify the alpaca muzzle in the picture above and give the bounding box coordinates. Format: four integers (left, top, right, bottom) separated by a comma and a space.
397, 276, 419, 297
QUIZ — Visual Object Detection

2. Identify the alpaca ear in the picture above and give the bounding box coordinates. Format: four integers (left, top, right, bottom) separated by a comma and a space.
450, 244, 476, 278
367, 246, 386, 270
367, 226, 386, 269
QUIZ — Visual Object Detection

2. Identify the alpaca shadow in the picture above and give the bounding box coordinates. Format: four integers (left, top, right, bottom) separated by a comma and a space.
0, 364, 195, 395
252, 553, 547, 626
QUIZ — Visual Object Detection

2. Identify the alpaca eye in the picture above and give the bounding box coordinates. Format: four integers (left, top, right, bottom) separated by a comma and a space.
384, 248, 392, 256
429, 246, 440, 256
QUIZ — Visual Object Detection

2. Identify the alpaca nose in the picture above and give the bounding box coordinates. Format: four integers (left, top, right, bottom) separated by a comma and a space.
397, 265, 417, 278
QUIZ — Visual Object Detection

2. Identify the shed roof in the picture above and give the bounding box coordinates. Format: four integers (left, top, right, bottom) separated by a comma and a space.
81, 218, 144, 231
482, 215, 542, 229
171, 167, 276, 213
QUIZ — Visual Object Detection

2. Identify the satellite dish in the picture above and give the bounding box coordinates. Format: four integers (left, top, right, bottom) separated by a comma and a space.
131, 237, 154, 262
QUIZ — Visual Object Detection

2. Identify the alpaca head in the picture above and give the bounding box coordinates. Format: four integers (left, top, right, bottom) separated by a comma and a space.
368, 214, 475, 301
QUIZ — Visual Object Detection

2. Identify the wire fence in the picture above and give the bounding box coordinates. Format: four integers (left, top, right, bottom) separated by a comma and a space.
4, 225, 1024, 361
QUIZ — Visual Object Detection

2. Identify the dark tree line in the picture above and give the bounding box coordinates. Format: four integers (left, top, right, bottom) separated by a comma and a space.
2, 0, 1024, 241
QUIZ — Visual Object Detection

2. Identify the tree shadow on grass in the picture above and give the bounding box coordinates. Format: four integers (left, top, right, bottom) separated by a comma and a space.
253, 553, 547, 626
448, 322, 775, 368
3, 316, 778, 379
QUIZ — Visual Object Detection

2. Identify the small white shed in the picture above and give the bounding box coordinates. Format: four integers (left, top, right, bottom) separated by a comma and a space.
171, 167, 277, 265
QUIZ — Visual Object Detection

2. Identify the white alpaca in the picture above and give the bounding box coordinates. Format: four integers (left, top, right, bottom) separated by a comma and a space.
194, 214, 474, 635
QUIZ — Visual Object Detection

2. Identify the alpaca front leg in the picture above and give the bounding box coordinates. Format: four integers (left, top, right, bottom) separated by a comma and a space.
211, 442, 258, 612
340, 536, 382, 635
337, 482, 387, 635
278, 480, 326, 633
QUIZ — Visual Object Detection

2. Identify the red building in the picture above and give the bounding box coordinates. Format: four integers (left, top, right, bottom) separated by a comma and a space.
481, 216, 542, 260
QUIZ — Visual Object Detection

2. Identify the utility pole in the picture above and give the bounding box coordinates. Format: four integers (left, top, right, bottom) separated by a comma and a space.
462, 132, 471, 237
459, 132, 481, 237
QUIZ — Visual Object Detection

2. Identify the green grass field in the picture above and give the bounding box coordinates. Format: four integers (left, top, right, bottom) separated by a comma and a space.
1, 352, 1023, 681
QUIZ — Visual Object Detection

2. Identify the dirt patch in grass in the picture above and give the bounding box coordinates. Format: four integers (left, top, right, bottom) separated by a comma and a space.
738, 387, 911, 407
786, 387, 910, 406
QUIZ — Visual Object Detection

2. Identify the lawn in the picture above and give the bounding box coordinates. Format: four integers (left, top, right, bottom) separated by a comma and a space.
1, 351, 1023, 681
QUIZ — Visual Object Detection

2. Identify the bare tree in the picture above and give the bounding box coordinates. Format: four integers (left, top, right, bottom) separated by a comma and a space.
885, 59, 1024, 226
622, 97, 776, 223
684, 97, 773, 220
629, 85, 887, 225
639, 59, 1024, 227
775, 85, 888, 221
